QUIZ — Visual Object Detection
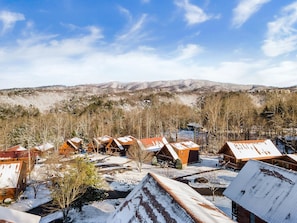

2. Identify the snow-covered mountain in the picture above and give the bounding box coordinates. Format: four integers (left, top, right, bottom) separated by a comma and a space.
0, 79, 287, 113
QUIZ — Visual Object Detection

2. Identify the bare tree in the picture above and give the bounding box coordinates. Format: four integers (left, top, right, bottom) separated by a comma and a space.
29, 167, 47, 199
207, 171, 220, 201
127, 142, 153, 172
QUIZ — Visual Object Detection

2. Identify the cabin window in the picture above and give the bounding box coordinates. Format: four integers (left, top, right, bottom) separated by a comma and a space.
250, 213, 255, 223
231, 201, 238, 221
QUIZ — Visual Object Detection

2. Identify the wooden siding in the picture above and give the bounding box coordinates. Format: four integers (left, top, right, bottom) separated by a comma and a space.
232, 202, 266, 223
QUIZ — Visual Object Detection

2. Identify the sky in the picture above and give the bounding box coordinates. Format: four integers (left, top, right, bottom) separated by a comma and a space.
0, 0, 297, 89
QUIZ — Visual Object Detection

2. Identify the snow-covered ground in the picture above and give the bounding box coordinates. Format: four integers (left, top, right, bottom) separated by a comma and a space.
7, 154, 237, 222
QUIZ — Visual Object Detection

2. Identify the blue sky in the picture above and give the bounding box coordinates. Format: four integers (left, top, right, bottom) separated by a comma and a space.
0, 0, 296, 89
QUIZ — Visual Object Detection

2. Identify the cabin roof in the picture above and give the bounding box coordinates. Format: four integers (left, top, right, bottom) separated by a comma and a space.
286, 154, 297, 162
139, 137, 166, 152
33, 142, 54, 152
108, 172, 234, 223
116, 136, 134, 143
171, 141, 199, 150
224, 160, 297, 223
0, 161, 24, 188
6, 145, 27, 152
70, 137, 82, 144
0, 206, 40, 223
218, 139, 282, 160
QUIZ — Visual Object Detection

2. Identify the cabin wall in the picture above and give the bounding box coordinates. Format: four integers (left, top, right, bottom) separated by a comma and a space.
188, 150, 199, 163
0, 188, 16, 201
233, 202, 266, 223
175, 149, 190, 165
59, 142, 75, 155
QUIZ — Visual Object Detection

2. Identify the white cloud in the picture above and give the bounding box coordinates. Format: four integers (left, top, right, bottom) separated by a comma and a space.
176, 44, 204, 61
232, 0, 270, 28
262, 2, 297, 57
0, 27, 294, 89
0, 10, 25, 34
118, 6, 132, 22
174, 0, 213, 25
0, 17, 295, 89
115, 14, 149, 48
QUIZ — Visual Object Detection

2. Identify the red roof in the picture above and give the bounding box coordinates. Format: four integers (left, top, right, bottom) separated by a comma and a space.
140, 137, 165, 147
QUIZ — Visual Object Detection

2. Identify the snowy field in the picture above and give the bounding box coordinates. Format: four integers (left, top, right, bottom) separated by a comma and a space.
7, 154, 237, 222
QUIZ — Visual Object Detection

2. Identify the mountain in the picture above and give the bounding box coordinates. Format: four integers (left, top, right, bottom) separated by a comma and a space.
0, 79, 285, 113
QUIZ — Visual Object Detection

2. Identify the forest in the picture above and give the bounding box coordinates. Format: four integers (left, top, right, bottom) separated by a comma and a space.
0, 88, 296, 153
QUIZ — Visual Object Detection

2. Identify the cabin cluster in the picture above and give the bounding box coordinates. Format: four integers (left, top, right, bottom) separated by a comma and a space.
0, 135, 200, 203
59, 135, 200, 168
2, 136, 297, 222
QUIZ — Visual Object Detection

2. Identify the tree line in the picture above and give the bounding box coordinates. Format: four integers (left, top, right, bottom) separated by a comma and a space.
0, 90, 296, 152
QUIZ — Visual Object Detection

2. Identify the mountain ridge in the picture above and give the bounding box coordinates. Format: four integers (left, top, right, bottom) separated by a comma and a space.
0, 79, 293, 113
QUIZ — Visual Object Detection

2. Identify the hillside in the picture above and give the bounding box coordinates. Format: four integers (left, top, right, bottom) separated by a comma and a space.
0, 79, 278, 112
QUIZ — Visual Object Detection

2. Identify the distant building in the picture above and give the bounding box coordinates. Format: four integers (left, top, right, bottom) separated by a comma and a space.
89, 135, 113, 153
106, 136, 136, 156
108, 172, 235, 223
59, 137, 83, 155
0, 145, 35, 172
224, 160, 297, 223
32, 142, 55, 157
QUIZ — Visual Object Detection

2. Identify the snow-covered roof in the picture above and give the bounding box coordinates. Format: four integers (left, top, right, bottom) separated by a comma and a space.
67, 139, 78, 150
171, 141, 199, 150
219, 139, 282, 161
171, 142, 188, 150
0, 206, 41, 223
71, 137, 82, 143
164, 141, 179, 161
117, 136, 134, 144
33, 142, 54, 152
107, 172, 234, 223
96, 135, 112, 143
112, 139, 125, 151
139, 137, 165, 152
7, 145, 27, 151
286, 154, 297, 162
0, 161, 23, 188
224, 160, 297, 223
187, 122, 203, 129
181, 140, 199, 149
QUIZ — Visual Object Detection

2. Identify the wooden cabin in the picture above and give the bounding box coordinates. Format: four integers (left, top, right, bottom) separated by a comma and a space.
224, 160, 297, 223
218, 139, 282, 170
59, 137, 83, 156
0, 146, 35, 173
88, 135, 113, 153
170, 141, 200, 166
105, 136, 136, 156
107, 173, 235, 223
31, 142, 55, 157
0, 160, 27, 202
